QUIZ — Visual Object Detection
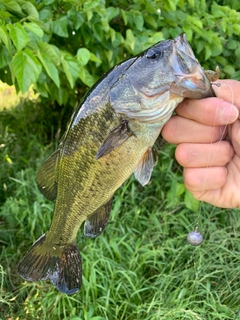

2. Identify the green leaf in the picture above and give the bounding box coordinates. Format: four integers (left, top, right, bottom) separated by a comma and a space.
184, 190, 199, 212
166, 180, 185, 208
215, 56, 227, 66
52, 16, 69, 37
12, 48, 42, 93
166, 0, 176, 10
50, 85, 69, 105
226, 40, 238, 50
182, 26, 193, 41
67, 60, 80, 87
39, 8, 53, 21
150, 32, 164, 44
0, 45, 11, 68
22, 2, 39, 19
7, 23, 29, 51
24, 22, 44, 38
86, 10, 93, 22
232, 70, 240, 80
111, 31, 123, 48
92, 23, 103, 42
61, 56, 73, 87
43, 0, 55, 4
77, 48, 90, 66
144, 14, 158, 29
79, 67, 95, 87
223, 64, 235, 75
35, 72, 49, 97
212, 5, 226, 18
204, 45, 212, 60
37, 50, 60, 87
100, 17, 110, 32
134, 13, 144, 31
106, 7, 120, 22
125, 29, 135, 52
121, 9, 127, 25
38, 42, 61, 66
233, 24, 240, 34
0, 26, 11, 52
187, 0, 195, 7
235, 47, 240, 61
0, 0, 23, 15
89, 53, 101, 64
61, 54, 79, 88
67, 9, 85, 30
190, 17, 203, 29
83, 0, 99, 11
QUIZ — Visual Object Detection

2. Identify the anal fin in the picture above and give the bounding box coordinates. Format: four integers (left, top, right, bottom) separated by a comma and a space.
96, 120, 134, 159
134, 147, 158, 186
84, 199, 113, 238
36, 149, 60, 201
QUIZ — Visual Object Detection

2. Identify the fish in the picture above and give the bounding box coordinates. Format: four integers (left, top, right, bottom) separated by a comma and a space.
18, 33, 216, 294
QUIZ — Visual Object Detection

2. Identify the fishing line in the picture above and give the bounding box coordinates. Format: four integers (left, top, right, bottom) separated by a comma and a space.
187, 81, 235, 246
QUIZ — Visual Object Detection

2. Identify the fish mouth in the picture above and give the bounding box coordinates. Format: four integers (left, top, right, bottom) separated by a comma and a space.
172, 68, 216, 99
170, 34, 216, 99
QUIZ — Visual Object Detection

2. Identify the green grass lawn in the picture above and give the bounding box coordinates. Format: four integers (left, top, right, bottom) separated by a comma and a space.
0, 91, 240, 320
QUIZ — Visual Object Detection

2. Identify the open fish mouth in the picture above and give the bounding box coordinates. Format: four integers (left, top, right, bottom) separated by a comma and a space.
169, 34, 216, 99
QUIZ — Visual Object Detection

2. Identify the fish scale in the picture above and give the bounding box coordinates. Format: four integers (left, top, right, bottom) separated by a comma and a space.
18, 34, 216, 294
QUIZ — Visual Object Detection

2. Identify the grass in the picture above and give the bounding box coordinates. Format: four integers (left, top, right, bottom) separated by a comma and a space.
0, 89, 240, 320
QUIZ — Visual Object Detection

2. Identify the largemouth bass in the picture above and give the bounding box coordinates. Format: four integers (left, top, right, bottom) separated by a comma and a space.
18, 34, 216, 294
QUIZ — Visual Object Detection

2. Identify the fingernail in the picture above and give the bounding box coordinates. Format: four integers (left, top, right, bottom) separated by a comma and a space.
221, 105, 239, 123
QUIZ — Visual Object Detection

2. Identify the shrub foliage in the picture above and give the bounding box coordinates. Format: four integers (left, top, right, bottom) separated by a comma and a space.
0, 0, 239, 108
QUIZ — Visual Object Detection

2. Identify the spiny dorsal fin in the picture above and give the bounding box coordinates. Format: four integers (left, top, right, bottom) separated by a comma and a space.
36, 149, 60, 201
96, 120, 134, 160
84, 198, 113, 238
134, 147, 157, 186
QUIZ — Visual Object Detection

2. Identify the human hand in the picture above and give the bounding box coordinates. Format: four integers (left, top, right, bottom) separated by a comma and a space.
162, 80, 240, 208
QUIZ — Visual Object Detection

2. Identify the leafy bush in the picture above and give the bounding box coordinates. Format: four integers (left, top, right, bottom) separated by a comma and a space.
0, 0, 239, 108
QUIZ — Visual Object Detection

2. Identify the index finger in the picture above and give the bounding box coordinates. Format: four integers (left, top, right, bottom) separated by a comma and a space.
213, 79, 240, 109
176, 96, 239, 126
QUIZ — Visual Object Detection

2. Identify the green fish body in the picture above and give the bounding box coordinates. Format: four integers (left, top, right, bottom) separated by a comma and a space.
18, 34, 215, 294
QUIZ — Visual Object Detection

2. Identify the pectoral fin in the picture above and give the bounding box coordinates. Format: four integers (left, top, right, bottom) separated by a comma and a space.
134, 147, 158, 186
96, 120, 134, 159
84, 199, 113, 238
36, 149, 60, 201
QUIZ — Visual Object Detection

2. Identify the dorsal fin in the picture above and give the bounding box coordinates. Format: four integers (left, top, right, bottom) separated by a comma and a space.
84, 198, 113, 238
36, 150, 60, 201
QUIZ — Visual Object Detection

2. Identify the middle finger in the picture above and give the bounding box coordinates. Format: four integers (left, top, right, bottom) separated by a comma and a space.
175, 141, 234, 167
162, 116, 226, 144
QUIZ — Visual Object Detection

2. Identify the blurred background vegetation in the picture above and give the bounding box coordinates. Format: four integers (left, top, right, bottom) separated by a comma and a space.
0, 0, 240, 319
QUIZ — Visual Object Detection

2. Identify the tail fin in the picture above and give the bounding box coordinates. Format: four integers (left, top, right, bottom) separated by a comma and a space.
18, 234, 82, 294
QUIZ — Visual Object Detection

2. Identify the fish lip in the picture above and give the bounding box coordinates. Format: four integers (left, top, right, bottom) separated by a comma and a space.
174, 70, 216, 98
170, 34, 216, 99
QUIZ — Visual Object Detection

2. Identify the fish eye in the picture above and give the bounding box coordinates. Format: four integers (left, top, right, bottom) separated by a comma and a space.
146, 48, 162, 60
